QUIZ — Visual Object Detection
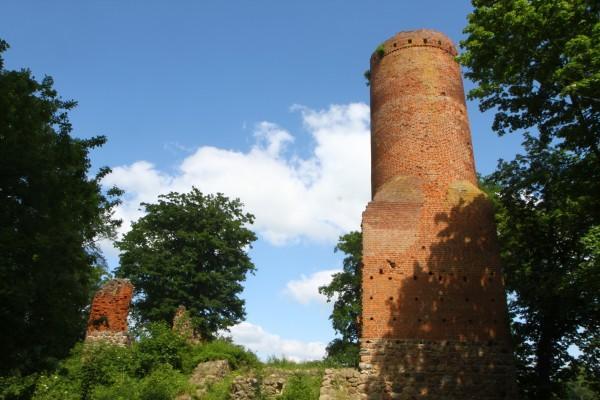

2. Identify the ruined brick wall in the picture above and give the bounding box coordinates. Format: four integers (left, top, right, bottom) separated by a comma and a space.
360, 30, 517, 399
85, 279, 133, 346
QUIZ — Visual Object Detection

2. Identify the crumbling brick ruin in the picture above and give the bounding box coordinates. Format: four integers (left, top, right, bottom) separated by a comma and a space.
360, 30, 517, 399
172, 305, 201, 344
85, 278, 133, 346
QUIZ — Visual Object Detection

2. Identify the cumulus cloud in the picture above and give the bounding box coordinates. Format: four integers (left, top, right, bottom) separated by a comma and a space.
284, 269, 341, 305
102, 102, 371, 246
224, 321, 326, 361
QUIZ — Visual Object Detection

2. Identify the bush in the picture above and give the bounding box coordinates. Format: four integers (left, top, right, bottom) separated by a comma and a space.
90, 376, 139, 400
279, 372, 321, 400
20, 323, 260, 400
90, 364, 189, 400
0, 374, 38, 400
202, 375, 234, 400
138, 364, 189, 400
183, 339, 259, 372
133, 322, 188, 375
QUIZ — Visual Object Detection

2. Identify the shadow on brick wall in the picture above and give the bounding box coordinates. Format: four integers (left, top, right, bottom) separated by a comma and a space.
363, 195, 517, 399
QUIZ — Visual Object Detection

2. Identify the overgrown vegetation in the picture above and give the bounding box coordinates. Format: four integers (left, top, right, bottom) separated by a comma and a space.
460, 1, 600, 398
0, 39, 122, 377
0, 322, 260, 400
319, 231, 362, 367
375, 43, 385, 59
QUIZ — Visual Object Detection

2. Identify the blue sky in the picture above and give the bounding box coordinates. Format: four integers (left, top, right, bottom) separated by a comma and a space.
2, 1, 523, 360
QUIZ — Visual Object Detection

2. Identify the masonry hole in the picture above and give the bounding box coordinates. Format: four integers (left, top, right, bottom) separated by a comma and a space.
370, 317, 374, 321
389, 296, 394, 301
421, 245, 426, 249
408, 39, 412, 44
393, 317, 397, 321
463, 276, 468, 282
379, 268, 384, 274
388, 276, 392, 280
423, 38, 428, 44
370, 276, 373, 280
428, 271, 433, 275
413, 275, 418, 280
369, 296, 373, 300
437, 40, 442, 45
417, 318, 422, 322
438, 275, 443, 281
393, 42, 397, 47
414, 297, 419, 301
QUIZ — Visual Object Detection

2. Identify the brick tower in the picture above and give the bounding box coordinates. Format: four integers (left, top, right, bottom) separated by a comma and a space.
360, 30, 517, 399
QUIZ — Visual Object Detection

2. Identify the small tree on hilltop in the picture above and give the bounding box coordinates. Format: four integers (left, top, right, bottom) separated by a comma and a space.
116, 188, 257, 339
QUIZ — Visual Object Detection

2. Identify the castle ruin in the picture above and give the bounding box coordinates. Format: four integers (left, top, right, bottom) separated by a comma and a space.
360, 29, 517, 399
85, 278, 133, 346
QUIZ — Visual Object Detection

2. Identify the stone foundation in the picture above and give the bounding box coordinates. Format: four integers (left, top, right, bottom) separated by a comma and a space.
359, 338, 517, 399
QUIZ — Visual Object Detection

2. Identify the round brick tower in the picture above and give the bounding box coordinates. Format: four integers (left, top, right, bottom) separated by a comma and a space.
360, 30, 517, 399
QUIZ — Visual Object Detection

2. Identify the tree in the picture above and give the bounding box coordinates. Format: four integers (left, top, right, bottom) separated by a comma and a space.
460, 1, 600, 398
319, 231, 362, 366
115, 188, 257, 339
0, 40, 122, 375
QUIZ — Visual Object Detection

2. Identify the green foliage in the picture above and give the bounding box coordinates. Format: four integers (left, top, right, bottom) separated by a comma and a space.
133, 322, 188, 375
461, 2, 600, 398
0, 39, 122, 376
459, 0, 600, 157
89, 364, 189, 400
0, 374, 39, 400
319, 231, 362, 367
363, 69, 371, 86
375, 43, 385, 59
24, 325, 257, 400
116, 188, 257, 339
322, 339, 360, 368
279, 372, 322, 400
183, 339, 259, 373
202, 375, 234, 400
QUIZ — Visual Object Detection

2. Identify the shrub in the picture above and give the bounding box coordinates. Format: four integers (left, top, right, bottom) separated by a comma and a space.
183, 339, 259, 372
0, 374, 38, 400
279, 372, 322, 400
138, 364, 189, 400
199, 374, 234, 400
133, 322, 189, 375
90, 376, 139, 400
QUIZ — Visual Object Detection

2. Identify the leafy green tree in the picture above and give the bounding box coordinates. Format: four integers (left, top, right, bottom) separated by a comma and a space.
460, 2, 600, 398
0, 39, 121, 376
319, 231, 362, 366
115, 188, 257, 339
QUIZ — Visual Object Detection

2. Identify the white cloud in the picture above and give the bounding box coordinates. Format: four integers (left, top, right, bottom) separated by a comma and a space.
224, 321, 326, 361
284, 269, 341, 305
102, 102, 371, 246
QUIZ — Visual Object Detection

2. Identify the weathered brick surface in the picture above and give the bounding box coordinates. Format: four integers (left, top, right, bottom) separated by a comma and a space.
85, 279, 133, 345
360, 29, 517, 398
